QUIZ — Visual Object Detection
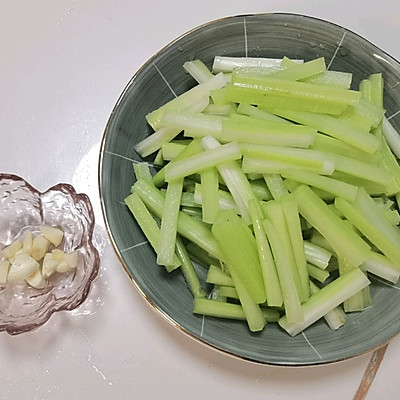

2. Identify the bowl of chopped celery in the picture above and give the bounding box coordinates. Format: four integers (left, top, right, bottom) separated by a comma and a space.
0, 174, 100, 335
99, 13, 400, 365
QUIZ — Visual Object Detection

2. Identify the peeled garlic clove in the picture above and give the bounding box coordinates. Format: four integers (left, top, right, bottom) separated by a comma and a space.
0, 259, 10, 285
52, 249, 65, 262
22, 230, 33, 256
1, 240, 23, 260
42, 253, 59, 279
26, 268, 46, 289
64, 252, 79, 269
56, 261, 70, 273
32, 235, 51, 261
40, 225, 64, 247
8, 253, 40, 283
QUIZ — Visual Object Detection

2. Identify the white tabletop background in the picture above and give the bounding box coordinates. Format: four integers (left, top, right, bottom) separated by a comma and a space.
1, 1, 399, 399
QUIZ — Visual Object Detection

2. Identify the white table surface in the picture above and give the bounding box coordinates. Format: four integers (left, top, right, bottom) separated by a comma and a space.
1, 1, 400, 399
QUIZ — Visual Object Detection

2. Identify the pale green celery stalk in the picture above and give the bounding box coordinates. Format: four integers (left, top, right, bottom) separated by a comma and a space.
206, 265, 235, 287
157, 178, 184, 266
193, 298, 280, 323
360, 79, 371, 100
373, 197, 394, 210
362, 251, 400, 283
200, 167, 219, 224
247, 173, 263, 180
292, 185, 371, 267
303, 240, 332, 270
221, 114, 316, 148
301, 70, 352, 89
175, 236, 205, 298
248, 199, 283, 307
263, 219, 304, 323
193, 183, 239, 212
236, 103, 292, 125
153, 149, 164, 166
309, 281, 346, 331
153, 139, 203, 187
335, 190, 400, 264
338, 257, 372, 312
146, 72, 226, 130
209, 285, 227, 302
203, 104, 233, 116
164, 141, 241, 182
307, 263, 330, 283
280, 169, 358, 202
353, 98, 385, 128
263, 174, 289, 200
201, 136, 258, 224
133, 162, 154, 184
212, 210, 266, 304
384, 209, 400, 226
310, 231, 336, 254
124, 192, 180, 272
218, 285, 239, 299
368, 73, 384, 108
132, 179, 223, 260
181, 206, 203, 221
211, 84, 348, 115
161, 110, 225, 139
212, 56, 302, 73
161, 142, 186, 161
337, 106, 373, 132
250, 179, 273, 201
382, 117, 400, 159
242, 157, 334, 175
283, 178, 335, 200
183, 59, 214, 83
180, 192, 199, 208
280, 194, 310, 301
264, 109, 380, 155
186, 243, 218, 268
279, 268, 370, 336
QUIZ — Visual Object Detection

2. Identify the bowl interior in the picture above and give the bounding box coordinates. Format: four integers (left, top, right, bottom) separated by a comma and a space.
99, 13, 400, 365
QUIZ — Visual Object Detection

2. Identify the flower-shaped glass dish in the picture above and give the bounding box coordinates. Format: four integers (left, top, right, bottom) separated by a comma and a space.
99, 13, 400, 365
0, 173, 100, 335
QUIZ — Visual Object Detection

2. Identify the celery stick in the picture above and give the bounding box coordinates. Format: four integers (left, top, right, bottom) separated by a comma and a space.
212, 210, 266, 304
194, 183, 239, 212
281, 169, 358, 202
161, 142, 186, 161
368, 73, 384, 108
124, 192, 180, 271
353, 98, 385, 128
203, 104, 233, 116
263, 174, 289, 200
279, 268, 370, 336
183, 59, 214, 83
303, 241, 332, 270
146, 72, 226, 130
383, 209, 400, 226
206, 265, 234, 287
181, 206, 203, 221
301, 70, 352, 89
236, 103, 292, 125
308, 263, 330, 283
180, 191, 199, 208
164, 141, 241, 182
132, 179, 223, 260
292, 185, 371, 267
133, 162, 154, 184
248, 199, 283, 307
153, 149, 164, 166
362, 252, 400, 284
218, 285, 239, 299
157, 178, 183, 266
175, 236, 205, 298
200, 167, 219, 224
250, 179, 273, 201
336, 106, 373, 132
186, 243, 218, 268
263, 219, 304, 323
382, 117, 400, 159
202, 136, 258, 224
283, 178, 335, 201
309, 281, 346, 330
265, 109, 380, 154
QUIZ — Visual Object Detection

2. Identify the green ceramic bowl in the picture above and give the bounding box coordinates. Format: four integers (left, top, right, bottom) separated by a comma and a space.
99, 13, 400, 366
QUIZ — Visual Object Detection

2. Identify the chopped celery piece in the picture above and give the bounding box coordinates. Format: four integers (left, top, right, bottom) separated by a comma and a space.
180, 191, 199, 208
186, 243, 218, 268
157, 178, 183, 266
266, 57, 326, 81
183, 59, 214, 83
161, 142, 186, 161
194, 183, 239, 212
212, 210, 266, 304
236, 103, 292, 125
368, 73, 384, 108
164, 141, 241, 182
301, 70, 352, 89
263, 174, 289, 200
203, 104, 233, 116
279, 268, 370, 336
281, 169, 358, 202
206, 265, 234, 287
292, 185, 370, 267
248, 199, 283, 307
310, 232, 336, 254
153, 149, 164, 166
307, 263, 330, 283
337, 106, 372, 132
362, 252, 400, 284
133, 162, 154, 184
303, 241, 332, 270
200, 167, 219, 224
382, 117, 400, 159
249, 179, 273, 201
218, 285, 239, 299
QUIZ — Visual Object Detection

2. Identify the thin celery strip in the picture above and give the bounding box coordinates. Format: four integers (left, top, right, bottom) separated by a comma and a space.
186, 243, 218, 268
263, 219, 304, 323
362, 252, 400, 284
218, 285, 239, 299
133, 162, 154, 184
124, 192, 180, 271
200, 167, 219, 224
161, 142, 186, 161
206, 265, 234, 287
202, 136, 258, 224
181, 207, 202, 221
212, 210, 266, 304
307, 263, 329, 283
265, 109, 380, 154
203, 104, 233, 116
175, 236, 205, 298
337, 106, 373, 132
193, 183, 239, 212
303, 241, 332, 270
248, 199, 283, 307
164, 141, 241, 182
382, 117, 400, 159
353, 98, 385, 128
153, 149, 164, 166
309, 281, 346, 331
301, 70, 352, 89
292, 185, 370, 267
132, 179, 223, 260
279, 268, 370, 336
368, 73, 384, 108
250, 179, 273, 201
146, 72, 226, 130
280, 169, 358, 202
263, 174, 289, 200
183, 59, 214, 83
157, 178, 184, 266
236, 103, 292, 125
180, 192, 199, 208
310, 232, 336, 254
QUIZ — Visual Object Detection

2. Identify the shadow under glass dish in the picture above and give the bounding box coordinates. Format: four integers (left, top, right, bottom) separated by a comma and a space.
99, 13, 400, 366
